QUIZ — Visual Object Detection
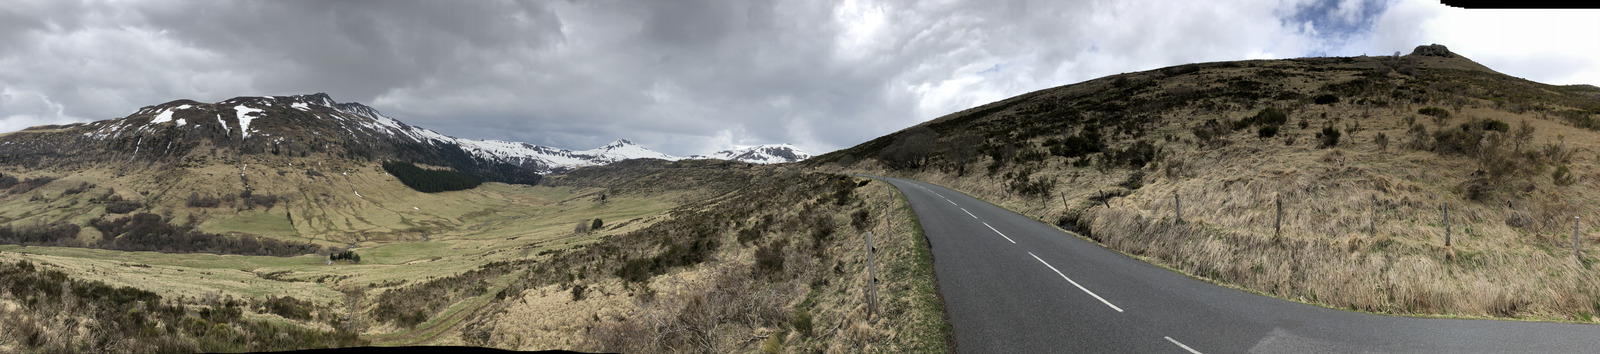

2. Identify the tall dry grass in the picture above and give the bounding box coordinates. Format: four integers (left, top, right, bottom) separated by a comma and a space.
834, 90, 1600, 322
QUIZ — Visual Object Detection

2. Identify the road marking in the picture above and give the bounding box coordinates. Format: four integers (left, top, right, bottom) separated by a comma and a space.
960, 207, 977, 219
1164, 336, 1201, 354
982, 222, 1016, 243
947, 199, 958, 206
1028, 252, 1123, 312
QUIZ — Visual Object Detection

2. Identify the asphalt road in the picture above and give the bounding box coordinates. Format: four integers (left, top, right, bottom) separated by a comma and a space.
869, 175, 1600, 353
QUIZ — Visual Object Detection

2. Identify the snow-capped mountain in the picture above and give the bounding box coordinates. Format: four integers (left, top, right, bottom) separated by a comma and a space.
441, 138, 685, 173
0, 93, 807, 178
690, 144, 812, 164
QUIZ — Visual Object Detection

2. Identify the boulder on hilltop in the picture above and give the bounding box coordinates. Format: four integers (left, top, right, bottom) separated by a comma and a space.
1412, 44, 1454, 58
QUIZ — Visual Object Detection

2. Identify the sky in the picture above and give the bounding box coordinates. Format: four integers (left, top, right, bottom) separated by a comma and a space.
2, 0, 1597, 156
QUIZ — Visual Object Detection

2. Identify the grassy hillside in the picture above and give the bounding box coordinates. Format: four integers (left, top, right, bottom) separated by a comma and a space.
815, 46, 1600, 322
0, 150, 949, 351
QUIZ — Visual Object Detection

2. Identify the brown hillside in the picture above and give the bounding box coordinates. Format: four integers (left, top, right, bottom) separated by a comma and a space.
816, 44, 1600, 322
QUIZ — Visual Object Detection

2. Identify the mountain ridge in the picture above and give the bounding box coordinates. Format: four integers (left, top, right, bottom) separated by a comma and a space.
2, 93, 811, 176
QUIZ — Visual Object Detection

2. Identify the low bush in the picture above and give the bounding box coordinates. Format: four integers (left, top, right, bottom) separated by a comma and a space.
1191, 119, 1230, 147
753, 240, 787, 279
186, 192, 222, 208
0, 260, 363, 351
1317, 125, 1341, 148
3, 175, 55, 195
1250, 107, 1289, 126
88, 213, 321, 256
1045, 130, 1105, 158
1313, 94, 1340, 105
1553, 165, 1577, 186
1258, 125, 1280, 139
259, 295, 315, 321
1419, 106, 1451, 119
850, 209, 872, 231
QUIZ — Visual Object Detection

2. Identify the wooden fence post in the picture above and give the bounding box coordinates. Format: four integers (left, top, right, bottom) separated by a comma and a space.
1174, 191, 1182, 223
1446, 203, 1459, 248
1274, 195, 1282, 240
866, 231, 878, 319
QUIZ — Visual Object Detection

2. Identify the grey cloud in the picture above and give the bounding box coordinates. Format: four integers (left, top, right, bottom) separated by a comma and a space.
3, 0, 1594, 156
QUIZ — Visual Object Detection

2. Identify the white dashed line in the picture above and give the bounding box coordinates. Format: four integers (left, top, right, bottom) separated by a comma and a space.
982, 222, 1016, 244
1028, 252, 1123, 312
960, 207, 977, 219
1165, 336, 1201, 354
947, 199, 958, 206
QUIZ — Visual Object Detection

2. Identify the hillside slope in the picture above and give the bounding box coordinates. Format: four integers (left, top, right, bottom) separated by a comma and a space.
814, 44, 1600, 321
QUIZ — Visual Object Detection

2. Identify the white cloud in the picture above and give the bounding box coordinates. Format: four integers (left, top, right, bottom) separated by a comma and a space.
1, 0, 1596, 157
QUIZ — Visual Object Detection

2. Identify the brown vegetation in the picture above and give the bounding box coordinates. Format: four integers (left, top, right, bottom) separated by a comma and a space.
815, 48, 1600, 322
0, 259, 364, 352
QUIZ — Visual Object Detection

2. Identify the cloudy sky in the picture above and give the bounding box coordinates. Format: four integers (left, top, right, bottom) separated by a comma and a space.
2, 0, 1597, 156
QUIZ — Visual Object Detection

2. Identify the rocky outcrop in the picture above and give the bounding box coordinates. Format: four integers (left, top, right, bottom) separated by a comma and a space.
1412, 44, 1454, 58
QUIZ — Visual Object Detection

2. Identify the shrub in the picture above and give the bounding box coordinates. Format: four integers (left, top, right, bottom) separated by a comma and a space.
831, 179, 856, 206
260, 295, 314, 321
590, 218, 604, 231
1313, 94, 1340, 105
1419, 106, 1451, 119
1105, 140, 1160, 168
1406, 123, 1431, 150
105, 200, 143, 214
1257, 125, 1279, 139
878, 126, 937, 170
90, 213, 321, 256
1047, 130, 1105, 158
1191, 119, 1229, 146
1554, 165, 1576, 186
570, 284, 587, 301
1005, 168, 1057, 197
1472, 118, 1510, 133
241, 193, 279, 209
1252, 107, 1288, 126
792, 308, 813, 337
850, 209, 871, 231
1317, 125, 1341, 148
5, 176, 55, 195
753, 241, 787, 279
1375, 132, 1389, 150
0, 222, 82, 247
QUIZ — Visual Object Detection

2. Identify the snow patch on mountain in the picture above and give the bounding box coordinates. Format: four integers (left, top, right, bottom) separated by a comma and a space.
65, 92, 813, 174
691, 144, 811, 164
234, 105, 263, 138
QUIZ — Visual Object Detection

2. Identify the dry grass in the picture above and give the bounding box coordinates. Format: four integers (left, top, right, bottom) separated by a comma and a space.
825, 55, 1600, 322
456, 173, 949, 353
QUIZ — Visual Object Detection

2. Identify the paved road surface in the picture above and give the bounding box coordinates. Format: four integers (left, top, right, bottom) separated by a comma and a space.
869, 175, 1600, 353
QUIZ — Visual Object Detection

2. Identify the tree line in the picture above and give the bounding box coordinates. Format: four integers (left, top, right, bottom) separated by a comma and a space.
0, 213, 321, 257
381, 160, 483, 193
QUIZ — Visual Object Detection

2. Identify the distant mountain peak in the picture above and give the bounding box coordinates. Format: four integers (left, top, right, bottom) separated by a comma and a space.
600, 139, 635, 149
1, 92, 812, 175
690, 144, 811, 164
